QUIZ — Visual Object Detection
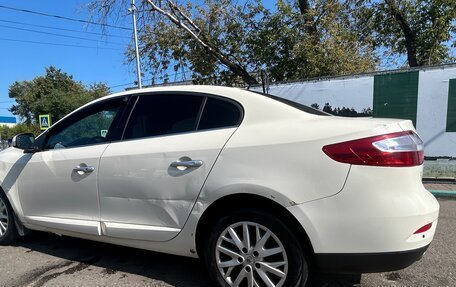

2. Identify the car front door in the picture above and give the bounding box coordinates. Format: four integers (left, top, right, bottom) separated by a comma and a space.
17, 97, 127, 236
98, 93, 242, 241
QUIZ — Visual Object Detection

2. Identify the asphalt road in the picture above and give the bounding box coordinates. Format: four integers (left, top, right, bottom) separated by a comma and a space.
0, 198, 454, 287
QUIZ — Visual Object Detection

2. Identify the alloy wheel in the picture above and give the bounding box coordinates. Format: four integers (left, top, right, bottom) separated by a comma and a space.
0, 198, 8, 237
215, 221, 288, 287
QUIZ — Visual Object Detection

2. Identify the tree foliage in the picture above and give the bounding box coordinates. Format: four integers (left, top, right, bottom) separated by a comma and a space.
89, 0, 455, 85
250, 0, 377, 81
89, 0, 378, 85
355, 0, 456, 67
320, 102, 373, 117
8, 66, 110, 125
0, 124, 41, 140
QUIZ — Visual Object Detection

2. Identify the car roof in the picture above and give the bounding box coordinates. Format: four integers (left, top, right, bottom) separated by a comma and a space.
96, 85, 253, 103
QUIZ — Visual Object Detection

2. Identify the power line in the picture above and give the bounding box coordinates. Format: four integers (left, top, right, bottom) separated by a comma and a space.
0, 19, 130, 39
109, 77, 153, 89
109, 70, 191, 89
109, 82, 136, 89
0, 5, 132, 31
0, 37, 122, 51
0, 24, 127, 46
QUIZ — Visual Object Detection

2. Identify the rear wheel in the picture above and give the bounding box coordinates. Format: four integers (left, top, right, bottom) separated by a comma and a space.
204, 209, 308, 287
0, 192, 18, 245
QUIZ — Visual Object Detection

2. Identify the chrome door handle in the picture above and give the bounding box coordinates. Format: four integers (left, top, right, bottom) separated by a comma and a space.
73, 165, 95, 173
170, 160, 203, 168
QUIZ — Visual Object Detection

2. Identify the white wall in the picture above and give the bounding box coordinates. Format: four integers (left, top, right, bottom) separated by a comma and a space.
252, 76, 374, 111
0, 123, 16, 128
417, 68, 456, 157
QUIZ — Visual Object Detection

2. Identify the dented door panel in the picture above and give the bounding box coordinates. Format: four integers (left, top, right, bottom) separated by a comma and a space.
98, 128, 236, 241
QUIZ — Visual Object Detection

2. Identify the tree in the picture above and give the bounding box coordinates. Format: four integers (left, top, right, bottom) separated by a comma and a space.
249, 0, 377, 81
8, 66, 110, 125
89, 0, 378, 85
322, 102, 333, 114
355, 0, 456, 67
0, 124, 41, 140
145, 0, 259, 85
316, 102, 373, 117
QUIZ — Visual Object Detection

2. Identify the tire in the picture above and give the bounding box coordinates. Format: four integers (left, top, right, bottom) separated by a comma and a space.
0, 192, 18, 245
204, 209, 308, 287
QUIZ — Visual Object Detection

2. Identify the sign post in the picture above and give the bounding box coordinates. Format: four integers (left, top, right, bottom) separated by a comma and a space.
39, 114, 51, 130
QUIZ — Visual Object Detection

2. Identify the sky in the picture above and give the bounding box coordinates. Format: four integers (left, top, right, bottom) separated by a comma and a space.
0, 1, 452, 120
0, 0, 136, 119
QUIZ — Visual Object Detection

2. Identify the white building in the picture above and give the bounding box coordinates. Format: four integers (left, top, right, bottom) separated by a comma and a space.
0, 116, 17, 128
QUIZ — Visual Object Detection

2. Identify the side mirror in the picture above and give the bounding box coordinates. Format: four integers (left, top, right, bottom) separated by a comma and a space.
12, 133, 36, 151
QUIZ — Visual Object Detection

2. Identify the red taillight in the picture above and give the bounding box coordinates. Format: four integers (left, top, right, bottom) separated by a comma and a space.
322, 131, 424, 167
414, 223, 432, 234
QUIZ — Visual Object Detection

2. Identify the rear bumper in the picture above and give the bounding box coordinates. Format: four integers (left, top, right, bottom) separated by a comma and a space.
287, 165, 439, 255
315, 244, 429, 273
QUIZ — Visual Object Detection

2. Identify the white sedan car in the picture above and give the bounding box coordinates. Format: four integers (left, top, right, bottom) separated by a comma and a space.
0, 86, 439, 287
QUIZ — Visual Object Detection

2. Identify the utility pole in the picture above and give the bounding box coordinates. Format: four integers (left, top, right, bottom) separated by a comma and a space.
129, 0, 142, 89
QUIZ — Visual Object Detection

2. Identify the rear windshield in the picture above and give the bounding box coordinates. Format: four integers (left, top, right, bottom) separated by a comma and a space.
249, 91, 330, 116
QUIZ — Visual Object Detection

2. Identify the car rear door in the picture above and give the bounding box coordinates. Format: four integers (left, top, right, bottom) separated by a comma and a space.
98, 93, 242, 241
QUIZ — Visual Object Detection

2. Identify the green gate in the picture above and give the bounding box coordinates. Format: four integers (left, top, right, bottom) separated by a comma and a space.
447, 79, 456, 132
373, 71, 419, 127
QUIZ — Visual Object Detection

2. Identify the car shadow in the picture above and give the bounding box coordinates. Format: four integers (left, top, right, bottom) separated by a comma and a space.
14, 232, 360, 287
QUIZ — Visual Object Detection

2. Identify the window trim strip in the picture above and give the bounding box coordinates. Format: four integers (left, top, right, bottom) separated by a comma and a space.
194, 97, 207, 131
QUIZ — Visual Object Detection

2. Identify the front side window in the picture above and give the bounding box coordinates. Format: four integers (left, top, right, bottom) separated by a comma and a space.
45, 100, 123, 149
124, 94, 203, 140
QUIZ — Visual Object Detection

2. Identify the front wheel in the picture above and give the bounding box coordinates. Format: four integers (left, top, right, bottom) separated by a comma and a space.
204, 209, 308, 287
0, 192, 18, 245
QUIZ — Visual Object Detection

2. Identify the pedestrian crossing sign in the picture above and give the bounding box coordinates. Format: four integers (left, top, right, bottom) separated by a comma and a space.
39, 114, 51, 130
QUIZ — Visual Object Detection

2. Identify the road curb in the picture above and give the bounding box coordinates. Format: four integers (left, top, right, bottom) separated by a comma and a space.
428, 190, 456, 198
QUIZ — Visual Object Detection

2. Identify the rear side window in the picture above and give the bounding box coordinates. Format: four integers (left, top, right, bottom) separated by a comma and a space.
124, 95, 203, 140
198, 98, 242, 130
